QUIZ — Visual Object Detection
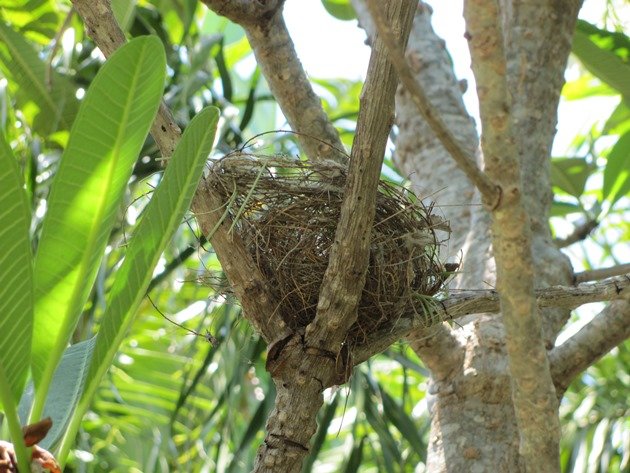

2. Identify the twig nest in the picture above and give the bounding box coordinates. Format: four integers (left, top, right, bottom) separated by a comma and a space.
207, 154, 450, 344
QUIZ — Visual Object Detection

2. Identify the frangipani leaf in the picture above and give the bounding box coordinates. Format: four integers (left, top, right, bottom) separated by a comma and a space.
31, 36, 165, 409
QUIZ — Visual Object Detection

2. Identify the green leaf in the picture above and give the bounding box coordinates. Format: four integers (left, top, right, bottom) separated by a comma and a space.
550, 157, 596, 198
381, 389, 425, 458
572, 23, 630, 99
112, 0, 137, 31
550, 200, 581, 217
343, 436, 366, 473
321, 0, 356, 21
562, 75, 618, 101
603, 101, 630, 135
57, 106, 219, 460
0, 0, 60, 43
603, 131, 630, 209
0, 20, 79, 135
0, 133, 32, 407
0, 367, 30, 472
18, 338, 95, 450
31, 36, 165, 410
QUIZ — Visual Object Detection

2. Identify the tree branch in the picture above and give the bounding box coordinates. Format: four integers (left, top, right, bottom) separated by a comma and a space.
200, 0, 346, 163
574, 263, 630, 284
550, 287, 630, 395
352, 274, 630, 365
464, 0, 560, 470
365, 0, 499, 208
554, 218, 598, 249
70, 0, 290, 345
303, 1, 415, 355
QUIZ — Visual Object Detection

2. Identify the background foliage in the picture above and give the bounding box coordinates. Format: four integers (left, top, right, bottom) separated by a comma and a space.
0, 0, 628, 471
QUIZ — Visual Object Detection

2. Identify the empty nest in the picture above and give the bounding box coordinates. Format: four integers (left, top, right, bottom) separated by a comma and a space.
207, 153, 450, 344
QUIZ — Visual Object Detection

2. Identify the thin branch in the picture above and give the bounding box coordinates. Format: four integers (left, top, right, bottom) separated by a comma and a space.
550, 288, 630, 395
574, 263, 630, 284
364, 0, 499, 208
70, 0, 290, 344
304, 1, 416, 355
147, 236, 207, 292
465, 0, 561, 469
554, 218, 598, 248
200, 0, 346, 164
444, 274, 630, 316
352, 274, 630, 364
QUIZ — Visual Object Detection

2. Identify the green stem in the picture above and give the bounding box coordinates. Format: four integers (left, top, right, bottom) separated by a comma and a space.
0, 369, 31, 471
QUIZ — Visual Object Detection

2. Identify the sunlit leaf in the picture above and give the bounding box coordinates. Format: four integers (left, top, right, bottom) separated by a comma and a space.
572, 21, 630, 99
31, 37, 165, 406
550, 157, 596, 198
603, 100, 630, 135
57, 106, 219, 459
0, 133, 32, 407
0, 20, 79, 135
321, 0, 356, 21
0, 0, 60, 42
602, 131, 630, 209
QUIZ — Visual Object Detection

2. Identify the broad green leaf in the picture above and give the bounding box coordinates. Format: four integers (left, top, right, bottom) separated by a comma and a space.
31, 37, 165, 406
57, 106, 219, 460
18, 338, 95, 450
321, 0, 356, 21
0, 133, 32, 407
603, 131, 630, 209
550, 157, 596, 198
0, 20, 79, 135
572, 24, 630, 99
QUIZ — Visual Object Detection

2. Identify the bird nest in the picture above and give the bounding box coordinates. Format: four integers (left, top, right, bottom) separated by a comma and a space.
206, 153, 450, 344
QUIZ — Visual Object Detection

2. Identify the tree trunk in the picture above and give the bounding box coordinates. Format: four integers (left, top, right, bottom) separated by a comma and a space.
386, 1, 580, 471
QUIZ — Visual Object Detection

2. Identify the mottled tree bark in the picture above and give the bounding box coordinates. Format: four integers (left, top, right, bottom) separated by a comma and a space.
357, 0, 580, 471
